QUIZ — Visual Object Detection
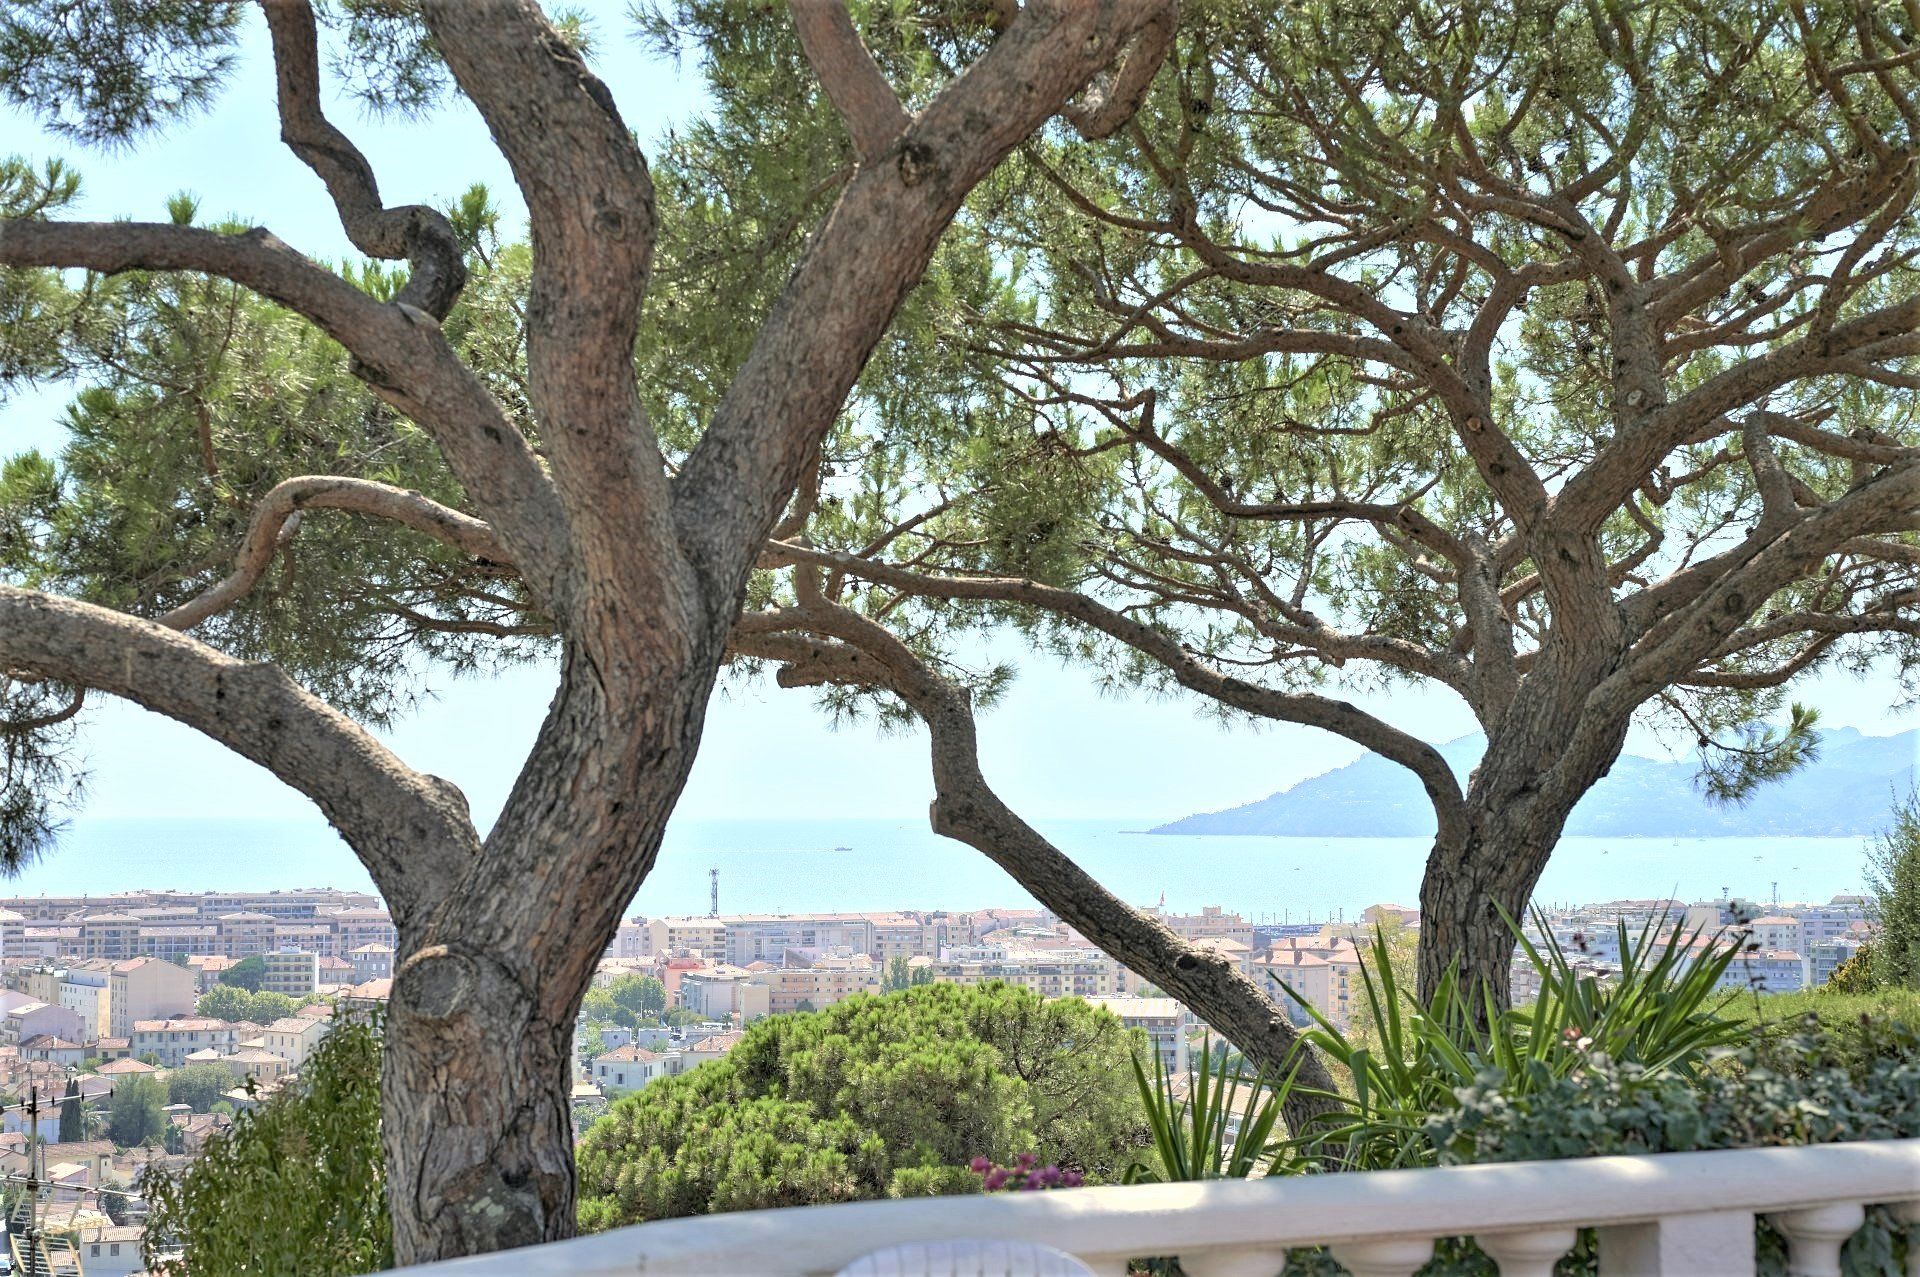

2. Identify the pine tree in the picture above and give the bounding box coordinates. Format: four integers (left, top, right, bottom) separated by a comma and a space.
1868, 795, 1920, 989
0, 4, 1171, 1260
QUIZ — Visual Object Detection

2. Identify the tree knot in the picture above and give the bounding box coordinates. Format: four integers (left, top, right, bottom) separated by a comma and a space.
898, 142, 938, 188
393, 945, 489, 1022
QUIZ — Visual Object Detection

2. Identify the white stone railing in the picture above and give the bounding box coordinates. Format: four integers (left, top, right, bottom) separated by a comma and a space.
400, 1140, 1920, 1277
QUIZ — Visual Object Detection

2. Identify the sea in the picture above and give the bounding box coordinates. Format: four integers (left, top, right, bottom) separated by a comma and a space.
7, 818, 1878, 920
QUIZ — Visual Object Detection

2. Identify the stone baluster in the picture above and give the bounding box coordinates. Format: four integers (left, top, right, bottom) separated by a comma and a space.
1769, 1203, 1866, 1277
1479, 1227, 1579, 1277
1179, 1246, 1288, 1277
1596, 1210, 1756, 1275
1328, 1238, 1436, 1277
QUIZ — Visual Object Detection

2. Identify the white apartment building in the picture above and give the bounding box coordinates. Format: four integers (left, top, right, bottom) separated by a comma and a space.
261, 1015, 333, 1070
1, 1000, 85, 1047
868, 914, 947, 961
606, 918, 649, 959
759, 954, 883, 1014
1798, 899, 1871, 946
1804, 936, 1868, 987
131, 1018, 240, 1068
1716, 949, 1807, 994
591, 1044, 676, 1096
349, 944, 394, 982
677, 966, 771, 1022
643, 917, 728, 958
723, 914, 876, 966
55, 963, 111, 1041
933, 946, 1127, 1000
1086, 996, 1190, 1077
261, 949, 320, 997
1744, 916, 1804, 953
109, 957, 198, 1039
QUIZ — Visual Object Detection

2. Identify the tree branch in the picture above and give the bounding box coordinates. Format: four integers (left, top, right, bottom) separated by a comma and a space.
260, 0, 466, 318
0, 587, 477, 920
765, 540, 1470, 839
731, 603, 1345, 1139
1059, 0, 1178, 141
674, 0, 1175, 605
420, 0, 681, 645
1607, 461, 1920, 713
0, 219, 573, 603
789, 1, 911, 163
161, 476, 511, 631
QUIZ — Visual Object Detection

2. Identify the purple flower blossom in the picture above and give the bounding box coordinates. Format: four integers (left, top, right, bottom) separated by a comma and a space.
966, 1154, 1085, 1194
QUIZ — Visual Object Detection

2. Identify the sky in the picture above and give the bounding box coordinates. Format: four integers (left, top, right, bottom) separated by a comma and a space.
1, 6, 1915, 837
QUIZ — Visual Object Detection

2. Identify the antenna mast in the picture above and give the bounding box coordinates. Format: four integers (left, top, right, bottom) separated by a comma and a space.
709, 867, 719, 919
25, 1084, 41, 1277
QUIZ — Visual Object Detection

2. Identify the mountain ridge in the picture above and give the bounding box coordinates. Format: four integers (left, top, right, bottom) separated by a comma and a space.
1152, 727, 1918, 838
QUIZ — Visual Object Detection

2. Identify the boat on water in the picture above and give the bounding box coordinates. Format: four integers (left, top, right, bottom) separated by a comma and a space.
832, 845, 853, 852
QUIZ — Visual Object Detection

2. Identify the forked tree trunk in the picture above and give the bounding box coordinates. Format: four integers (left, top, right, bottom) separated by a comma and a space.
379, 649, 718, 1263
1414, 709, 1632, 1008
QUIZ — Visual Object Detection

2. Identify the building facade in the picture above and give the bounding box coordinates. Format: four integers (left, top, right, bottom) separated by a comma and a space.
261, 950, 321, 997
109, 957, 198, 1039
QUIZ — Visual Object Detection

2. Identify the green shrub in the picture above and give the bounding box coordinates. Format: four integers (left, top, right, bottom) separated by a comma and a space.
1868, 792, 1920, 989
1428, 1020, 1920, 1163
1733, 987, 1920, 1036
141, 1014, 389, 1275
1401, 1021, 1920, 1277
576, 983, 1149, 1228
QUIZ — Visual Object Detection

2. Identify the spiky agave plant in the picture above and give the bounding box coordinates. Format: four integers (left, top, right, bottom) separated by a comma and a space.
1270, 908, 1749, 1170
1124, 1037, 1298, 1183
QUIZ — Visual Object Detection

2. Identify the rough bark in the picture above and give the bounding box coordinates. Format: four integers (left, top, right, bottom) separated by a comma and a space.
382, 647, 716, 1258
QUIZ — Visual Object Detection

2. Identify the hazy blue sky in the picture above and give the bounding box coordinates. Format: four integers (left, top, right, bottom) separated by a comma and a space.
3, 7, 1913, 835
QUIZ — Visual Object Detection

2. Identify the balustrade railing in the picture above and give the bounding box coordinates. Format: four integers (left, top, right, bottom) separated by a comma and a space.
399, 1140, 1920, 1277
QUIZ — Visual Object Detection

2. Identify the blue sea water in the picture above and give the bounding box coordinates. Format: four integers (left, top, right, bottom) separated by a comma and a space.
11, 817, 1877, 920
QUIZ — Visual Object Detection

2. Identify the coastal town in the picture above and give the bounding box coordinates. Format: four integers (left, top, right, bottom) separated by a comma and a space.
0, 879, 1874, 1274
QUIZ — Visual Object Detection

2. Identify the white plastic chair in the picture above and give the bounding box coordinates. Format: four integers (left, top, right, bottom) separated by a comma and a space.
834, 1239, 1099, 1277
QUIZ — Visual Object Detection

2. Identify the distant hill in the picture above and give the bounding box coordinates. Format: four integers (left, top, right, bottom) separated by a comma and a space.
1152, 727, 1918, 837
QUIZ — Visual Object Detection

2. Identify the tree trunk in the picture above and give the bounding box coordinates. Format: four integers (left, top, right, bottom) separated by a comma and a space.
384, 946, 577, 1259
379, 646, 717, 1265
930, 784, 1349, 1140
1414, 709, 1631, 1008
1415, 824, 1548, 1010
